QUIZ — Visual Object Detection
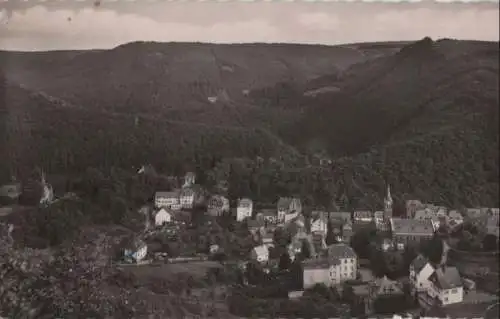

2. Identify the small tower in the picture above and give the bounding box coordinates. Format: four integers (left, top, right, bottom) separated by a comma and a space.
384, 184, 393, 220
39, 169, 54, 206
183, 172, 196, 188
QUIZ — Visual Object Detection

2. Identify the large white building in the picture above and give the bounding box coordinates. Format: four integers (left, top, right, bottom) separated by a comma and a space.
236, 198, 253, 221
154, 208, 172, 226
327, 244, 358, 285
302, 243, 358, 289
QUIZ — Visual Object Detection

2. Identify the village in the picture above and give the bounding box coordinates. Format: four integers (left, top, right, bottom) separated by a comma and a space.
0, 168, 499, 318
112, 169, 499, 317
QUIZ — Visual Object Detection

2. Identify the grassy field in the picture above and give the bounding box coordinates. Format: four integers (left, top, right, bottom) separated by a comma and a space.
123, 261, 222, 280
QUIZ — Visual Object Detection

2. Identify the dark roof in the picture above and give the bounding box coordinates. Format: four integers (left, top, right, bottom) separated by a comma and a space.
411, 254, 430, 273
303, 258, 330, 270
429, 266, 462, 290
155, 191, 179, 198
390, 218, 434, 235
258, 209, 276, 217
327, 243, 357, 260
238, 198, 253, 207
247, 219, 264, 228
277, 197, 293, 209
354, 211, 373, 219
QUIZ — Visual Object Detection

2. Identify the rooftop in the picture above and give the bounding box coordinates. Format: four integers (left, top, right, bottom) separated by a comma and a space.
247, 219, 264, 228
258, 209, 276, 217
328, 212, 352, 223
354, 211, 373, 218
429, 266, 462, 290
327, 243, 357, 260
252, 244, 269, 256
303, 257, 330, 270
238, 198, 253, 207
277, 197, 293, 209
411, 254, 431, 273
390, 218, 434, 235
155, 191, 179, 198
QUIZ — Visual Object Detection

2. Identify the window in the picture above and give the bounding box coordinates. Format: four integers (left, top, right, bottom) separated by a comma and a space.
451, 288, 457, 293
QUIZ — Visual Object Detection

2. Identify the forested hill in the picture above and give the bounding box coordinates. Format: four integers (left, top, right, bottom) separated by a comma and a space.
275, 37, 499, 208
0, 41, 401, 117
0, 38, 498, 209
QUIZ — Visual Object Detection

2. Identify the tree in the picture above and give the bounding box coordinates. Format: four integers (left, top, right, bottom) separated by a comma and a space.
325, 221, 337, 246
278, 252, 291, 271
422, 236, 444, 264
301, 240, 311, 259
483, 234, 498, 252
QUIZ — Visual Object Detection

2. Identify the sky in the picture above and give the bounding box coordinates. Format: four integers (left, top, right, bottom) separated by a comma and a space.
0, 0, 498, 51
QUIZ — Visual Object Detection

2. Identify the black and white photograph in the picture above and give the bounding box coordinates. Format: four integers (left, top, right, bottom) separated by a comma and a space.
0, 0, 499, 318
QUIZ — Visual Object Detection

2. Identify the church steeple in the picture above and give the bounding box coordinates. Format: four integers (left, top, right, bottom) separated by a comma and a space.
384, 184, 393, 219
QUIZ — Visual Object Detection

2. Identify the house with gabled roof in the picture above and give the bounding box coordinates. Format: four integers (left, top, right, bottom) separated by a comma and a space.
250, 244, 269, 263
123, 237, 148, 263
390, 218, 434, 245
310, 211, 328, 236
256, 208, 279, 226
326, 243, 358, 285
277, 197, 302, 222
154, 207, 173, 226
409, 254, 435, 296
422, 266, 464, 308
207, 194, 230, 217
236, 197, 253, 222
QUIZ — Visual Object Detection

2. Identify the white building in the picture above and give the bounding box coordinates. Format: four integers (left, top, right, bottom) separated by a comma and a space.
124, 238, 148, 263
236, 198, 253, 221
250, 244, 269, 263
179, 188, 195, 209
284, 211, 299, 224
183, 172, 196, 188
409, 255, 435, 296
154, 208, 172, 226
425, 266, 464, 307
353, 211, 373, 224
155, 191, 180, 209
207, 195, 230, 217
310, 212, 328, 236
303, 258, 332, 289
277, 197, 302, 223
327, 243, 358, 285
302, 243, 358, 289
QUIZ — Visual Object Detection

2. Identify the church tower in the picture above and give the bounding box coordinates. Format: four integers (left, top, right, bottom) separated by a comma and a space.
384, 184, 393, 219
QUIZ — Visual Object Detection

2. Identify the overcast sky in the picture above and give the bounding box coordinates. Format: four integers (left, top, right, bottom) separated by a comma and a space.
0, 0, 498, 51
